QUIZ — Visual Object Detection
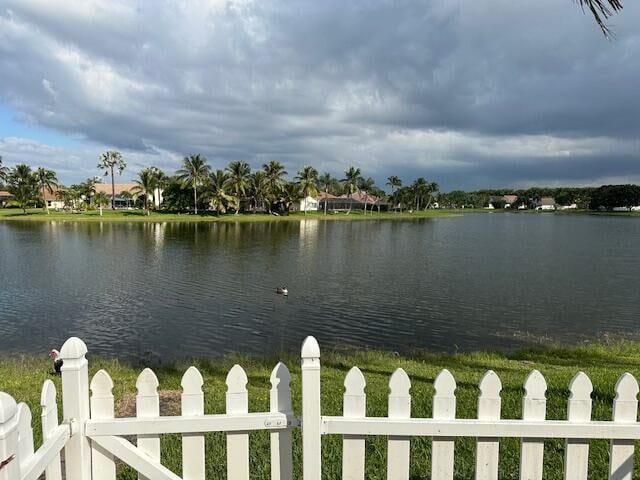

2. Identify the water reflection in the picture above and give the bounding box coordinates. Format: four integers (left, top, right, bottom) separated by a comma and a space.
1, 215, 640, 360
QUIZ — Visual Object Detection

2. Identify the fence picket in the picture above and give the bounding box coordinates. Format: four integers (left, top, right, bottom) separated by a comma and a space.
519, 370, 547, 480
342, 367, 366, 480
226, 364, 249, 480
0, 393, 19, 480
387, 368, 411, 480
90, 370, 116, 480
432, 369, 456, 480
136, 368, 160, 480
40, 380, 62, 480
181, 366, 205, 480
608, 373, 639, 480
475, 371, 502, 480
270, 362, 293, 480
301, 336, 322, 480
17, 403, 34, 475
564, 372, 593, 480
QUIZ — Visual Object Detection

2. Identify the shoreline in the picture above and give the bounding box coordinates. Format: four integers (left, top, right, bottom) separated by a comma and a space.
1, 207, 638, 223
0, 208, 459, 223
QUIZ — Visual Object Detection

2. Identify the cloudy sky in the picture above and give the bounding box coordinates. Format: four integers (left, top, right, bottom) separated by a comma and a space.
0, 0, 638, 191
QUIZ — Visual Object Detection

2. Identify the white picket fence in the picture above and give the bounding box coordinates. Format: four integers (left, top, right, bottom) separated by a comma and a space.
1, 335, 640, 479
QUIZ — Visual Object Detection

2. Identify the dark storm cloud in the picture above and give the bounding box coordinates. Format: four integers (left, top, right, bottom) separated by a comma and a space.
0, 0, 639, 189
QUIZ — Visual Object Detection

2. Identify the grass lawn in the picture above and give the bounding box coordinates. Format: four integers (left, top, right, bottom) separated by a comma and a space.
2, 342, 640, 478
0, 208, 458, 223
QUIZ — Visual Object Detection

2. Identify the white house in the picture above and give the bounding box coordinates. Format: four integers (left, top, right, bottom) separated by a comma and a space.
536, 197, 556, 210
43, 188, 65, 210
298, 196, 319, 212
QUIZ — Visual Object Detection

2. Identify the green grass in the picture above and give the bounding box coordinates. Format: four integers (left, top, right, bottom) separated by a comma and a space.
0, 208, 457, 223
3, 342, 640, 478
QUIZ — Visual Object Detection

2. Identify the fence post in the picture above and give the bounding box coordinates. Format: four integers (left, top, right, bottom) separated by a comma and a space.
301, 336, 321, 480
61, 336, 91, 480
0, 393, 19, 480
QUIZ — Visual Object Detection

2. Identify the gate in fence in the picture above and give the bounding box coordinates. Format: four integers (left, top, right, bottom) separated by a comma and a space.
1, 335, 640, 480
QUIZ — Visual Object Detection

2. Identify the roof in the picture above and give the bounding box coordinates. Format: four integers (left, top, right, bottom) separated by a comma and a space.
322, 196, 362, 205
349, 191, 381, 204
503, 195, 518, 204
94, 183, 137, 196
540, 197, 556, 206
42, 187, 62, 201
317, 191, 338, 200
0, 190, 11, 198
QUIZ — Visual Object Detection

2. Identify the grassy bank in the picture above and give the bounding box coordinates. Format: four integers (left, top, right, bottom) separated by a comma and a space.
0, 208, 457, 223
2, 342, 640, 478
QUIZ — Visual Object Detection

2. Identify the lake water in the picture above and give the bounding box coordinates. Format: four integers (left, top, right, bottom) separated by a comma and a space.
1, 214, 639, 360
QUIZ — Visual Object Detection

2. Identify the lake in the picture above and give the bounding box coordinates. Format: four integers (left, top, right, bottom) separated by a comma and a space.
1, 214, 639, 360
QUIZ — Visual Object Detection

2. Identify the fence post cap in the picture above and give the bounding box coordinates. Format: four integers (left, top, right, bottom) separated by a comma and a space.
0, 392, 17, 423
301, 336, 320, 358
60, 337, 88, 359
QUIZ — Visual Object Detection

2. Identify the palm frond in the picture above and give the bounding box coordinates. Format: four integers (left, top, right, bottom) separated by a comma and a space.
577, 0, 623, 38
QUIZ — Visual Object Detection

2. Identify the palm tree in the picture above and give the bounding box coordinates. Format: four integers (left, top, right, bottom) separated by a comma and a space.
35, 167, 59, 214
120, 190, 133, 209
425, 182, 439, 209
97, 150, 126, 210
386, 176, 402, 213
208, 170, 233, 216
412, 177, 430, 210
176, 154, 210, 214
66, 187, 82, 211
132, 167, 157, 215
7, 164, 39, 213
55, 189, 69, 210
358, 177, 375, 214
225, 161, 251, 214
342, 166, 361, 214
249, 171, 267, 212
295, 166, 319, 215
262, 161, 288, 213
92, 191, 109, 216
318, 172, 333, 215
281, 182, 302, 214
0, 156, 8, 184
153, 169, 168, 210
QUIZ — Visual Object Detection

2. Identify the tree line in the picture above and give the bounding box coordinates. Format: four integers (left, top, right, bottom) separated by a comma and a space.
0, 152, 440, 216
438, 185, 640, 210
2, 153, 638, 214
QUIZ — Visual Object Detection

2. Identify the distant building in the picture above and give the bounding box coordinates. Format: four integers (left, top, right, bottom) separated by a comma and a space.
0, 190, 12, 207
318, 192, 388, 212
536, 197, 556, 210
42, 188, 65, 210
94, 183, 138, 208
503, 195, 518, 208
296, 196, 319, 212
489, 194, 519, 209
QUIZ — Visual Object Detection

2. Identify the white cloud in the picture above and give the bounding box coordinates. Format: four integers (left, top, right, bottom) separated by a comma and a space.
0, 0, 639, 189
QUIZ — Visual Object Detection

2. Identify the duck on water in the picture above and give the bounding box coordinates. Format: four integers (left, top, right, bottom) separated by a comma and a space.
276, 286, 288, 296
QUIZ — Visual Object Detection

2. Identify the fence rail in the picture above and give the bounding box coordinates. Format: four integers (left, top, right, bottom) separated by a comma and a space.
1, 335, 640, 479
